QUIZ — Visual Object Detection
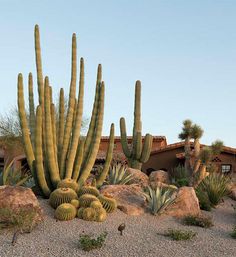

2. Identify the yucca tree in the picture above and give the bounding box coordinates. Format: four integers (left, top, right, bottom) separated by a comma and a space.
179, 119, 223, 187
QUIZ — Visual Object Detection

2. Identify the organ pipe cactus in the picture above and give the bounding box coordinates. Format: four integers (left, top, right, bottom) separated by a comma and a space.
17, 25, 114, 198
120, 81, 153, 170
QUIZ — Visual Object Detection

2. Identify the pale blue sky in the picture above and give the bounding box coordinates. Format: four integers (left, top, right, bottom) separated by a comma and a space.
0, 0, 236, 146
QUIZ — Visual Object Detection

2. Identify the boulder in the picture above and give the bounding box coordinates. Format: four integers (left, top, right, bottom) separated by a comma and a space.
149, 170, 170, 189
230, 185, 236, 200
127, 168, 149, 188
0, 186, 43, 230
100, 184, 146, 215
165, 187, 200, 217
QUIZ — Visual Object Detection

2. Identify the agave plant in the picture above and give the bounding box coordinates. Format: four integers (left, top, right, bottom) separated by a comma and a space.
143, 186, 176, 215
106, 162, 133, 185
0, 159, 31, 186
196, 173, 229, 206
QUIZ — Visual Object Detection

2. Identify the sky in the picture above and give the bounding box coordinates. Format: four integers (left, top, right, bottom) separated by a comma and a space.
0, 0, 236, 147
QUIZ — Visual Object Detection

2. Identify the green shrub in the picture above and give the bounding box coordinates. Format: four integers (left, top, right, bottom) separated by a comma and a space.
231, 227, 236, 239
143, 186, 176, 215
196, 173, 229, 207
195, 189, 212, 211
170, 165, 189, 187
79, 231, 108, 251
162, 229, 197, 241
183, 215, 213, 228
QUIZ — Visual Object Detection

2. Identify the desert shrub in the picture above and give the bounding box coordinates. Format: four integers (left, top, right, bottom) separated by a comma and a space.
183, 215, 213, 228
162, 229, 197, 241
79, 231, 108, 251
106, 162, 132, 185
143, 186, 176, 215
170, 165, 189, 187
231, 227, 236, 239
196, 173, 229, 207
0, 206, 39, 232
195, 189, 212, 211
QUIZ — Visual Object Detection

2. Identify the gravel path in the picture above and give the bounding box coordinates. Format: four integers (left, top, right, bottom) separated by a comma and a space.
0, 198, 235, 257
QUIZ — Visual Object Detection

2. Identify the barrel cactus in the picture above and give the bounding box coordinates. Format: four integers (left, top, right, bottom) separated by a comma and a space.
96, 207, 107, 222
77, 207, 85, 219
79, 194, 99, 208
78, 186, 100, 197
57, 179, 79, 192
120, 81, 153, 170
82, 207, 96, 221
71, 199, 80, 209
90, 200, 103, 210
55, 203, 77, 221
49, 188, 78, 209
98, 194, 117, 213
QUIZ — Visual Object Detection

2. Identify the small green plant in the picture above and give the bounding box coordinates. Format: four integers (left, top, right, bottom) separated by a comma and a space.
170, 164, 189, 187
106, 162, 133, 185
79, 231, 108, 251
196, 173, 229, 207
195, 189, 212, 211
231, 227, 236, 239
143, 186, 176, 215
161, 229, 197, 241
183, 215, 213, 228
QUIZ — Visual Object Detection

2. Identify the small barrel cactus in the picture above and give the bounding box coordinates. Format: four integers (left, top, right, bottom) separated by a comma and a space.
55, 203, 77, 221
79, 194, 99, 208
98, 194, 117, 213
90, 200, 103, 210
57, 178, 79, 192
82, 207, 96, 221
78, 186, 100, 197
96, 207, 107, 222
71, 199, 80, 208
49, 188, 78, 209
77, 207, 85, 219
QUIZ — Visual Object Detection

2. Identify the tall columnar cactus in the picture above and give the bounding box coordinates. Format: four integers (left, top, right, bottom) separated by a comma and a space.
17, 25, 114, 198
120, 81, 153, 170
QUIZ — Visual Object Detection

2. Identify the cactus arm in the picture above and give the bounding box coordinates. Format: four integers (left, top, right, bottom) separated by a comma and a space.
120, 117, 131, 158
35, 105, 51, 197
133, 80, 142, 136
59, 33, 77, 177
72, 138, 85, 181
45, 77, 60, 188
58, 88, 65, 162
66, 58, 84, 178
28, 72, 35, 149
134, 131, 142, 160
34, 25, 44, 107
51, 103, 58, 165
140, 134, 153, 163
96, 123, 115, 188
83, 64, 102, 164
78, 82, 104, 187
17, 73, 35, 173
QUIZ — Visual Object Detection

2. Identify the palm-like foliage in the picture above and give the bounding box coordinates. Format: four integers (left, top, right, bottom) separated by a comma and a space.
143, 186, 176, 215
196, 173, 229, 206
106, 162, 133, 185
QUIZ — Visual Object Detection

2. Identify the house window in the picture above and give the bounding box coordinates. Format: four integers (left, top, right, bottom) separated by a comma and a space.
221, 164, 231, 173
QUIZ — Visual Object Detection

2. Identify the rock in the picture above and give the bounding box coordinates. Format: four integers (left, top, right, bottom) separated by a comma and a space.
0, 186, 43, 230
100, 184, 146, 216
165, 187, 200, 217
230, 186, 236, 200
126, 168, 149, 188
149, 170, 170, 189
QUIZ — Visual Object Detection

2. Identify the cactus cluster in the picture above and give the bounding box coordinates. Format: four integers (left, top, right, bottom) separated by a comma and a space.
120, 81, 153, 170
17, 25, 114, 198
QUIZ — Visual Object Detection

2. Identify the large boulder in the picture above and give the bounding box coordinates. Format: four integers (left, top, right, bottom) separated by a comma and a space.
0, 186, 43, 230
230, 185, 236, 200
100, 184, 146, 216
127, 168, 149, 188
149, 170, 170, 189
165, 187, 200, 217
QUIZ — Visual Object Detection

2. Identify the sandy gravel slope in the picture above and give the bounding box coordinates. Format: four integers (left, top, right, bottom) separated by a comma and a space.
0, 198, 235, 257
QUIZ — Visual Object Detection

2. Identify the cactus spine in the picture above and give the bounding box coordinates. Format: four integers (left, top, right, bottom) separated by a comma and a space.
120, 81, 153, 170
17, 25, 113, 198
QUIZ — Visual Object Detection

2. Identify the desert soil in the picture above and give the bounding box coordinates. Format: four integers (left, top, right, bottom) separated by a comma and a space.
0, 198, 235, 257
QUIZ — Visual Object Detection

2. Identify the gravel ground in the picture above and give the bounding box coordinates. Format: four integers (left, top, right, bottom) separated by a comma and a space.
0, 198, 235, 257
